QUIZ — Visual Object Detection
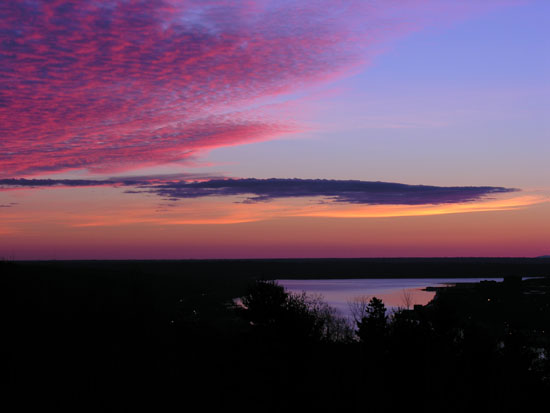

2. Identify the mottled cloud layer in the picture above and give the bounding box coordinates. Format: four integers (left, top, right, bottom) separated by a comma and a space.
0, 0, 511, 177
0, 0, 367, 176
0, 177, 517, 206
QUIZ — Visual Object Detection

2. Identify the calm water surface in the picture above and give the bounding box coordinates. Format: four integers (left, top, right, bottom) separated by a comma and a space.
277, 278, 502, 318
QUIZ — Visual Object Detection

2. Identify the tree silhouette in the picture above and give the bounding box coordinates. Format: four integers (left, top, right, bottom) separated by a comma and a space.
238, 280, 352, 342
239, 280, 288, 328
401, 289, 414, 310
356, 297, 387, 344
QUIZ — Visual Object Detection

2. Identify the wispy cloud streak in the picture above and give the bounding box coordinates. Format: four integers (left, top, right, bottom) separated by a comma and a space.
0, 173, 220, 189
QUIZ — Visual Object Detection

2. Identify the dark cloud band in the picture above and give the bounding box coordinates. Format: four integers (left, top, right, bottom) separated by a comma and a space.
0, 178, 517, 206
144, 178, 517, 205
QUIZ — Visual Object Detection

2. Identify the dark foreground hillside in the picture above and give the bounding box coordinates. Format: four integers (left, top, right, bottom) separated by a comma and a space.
4, 259, 550, 412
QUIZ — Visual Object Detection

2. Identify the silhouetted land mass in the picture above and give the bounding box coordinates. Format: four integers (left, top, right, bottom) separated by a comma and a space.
4, 258, 550, 412
7, 256, 550, 277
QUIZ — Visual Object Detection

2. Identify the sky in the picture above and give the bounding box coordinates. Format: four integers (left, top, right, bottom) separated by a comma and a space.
1, 0, 549, 259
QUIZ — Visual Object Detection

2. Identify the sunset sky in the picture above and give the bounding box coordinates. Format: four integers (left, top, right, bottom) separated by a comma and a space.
1, 0, 549, 259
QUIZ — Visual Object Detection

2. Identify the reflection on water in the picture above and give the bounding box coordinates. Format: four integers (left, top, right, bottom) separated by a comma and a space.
277, 278, 502, 319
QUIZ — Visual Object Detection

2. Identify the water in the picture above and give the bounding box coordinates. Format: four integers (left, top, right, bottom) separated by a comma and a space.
277, 278, 502, 319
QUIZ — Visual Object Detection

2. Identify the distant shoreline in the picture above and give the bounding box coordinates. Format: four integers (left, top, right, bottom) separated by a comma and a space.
4, 258, 549, 279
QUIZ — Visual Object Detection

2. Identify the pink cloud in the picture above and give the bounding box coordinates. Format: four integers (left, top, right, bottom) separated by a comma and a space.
0, 0, 514, 177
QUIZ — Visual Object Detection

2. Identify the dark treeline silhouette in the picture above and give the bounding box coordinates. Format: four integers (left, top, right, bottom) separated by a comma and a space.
4, 260, 550, 412
8, 256, 550, 278
236, 279, 550, 411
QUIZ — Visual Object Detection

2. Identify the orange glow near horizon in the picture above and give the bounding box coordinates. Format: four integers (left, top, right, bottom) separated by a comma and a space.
297, 195, 545, 219
1, 186, 549, 260
1, 187, 546, 228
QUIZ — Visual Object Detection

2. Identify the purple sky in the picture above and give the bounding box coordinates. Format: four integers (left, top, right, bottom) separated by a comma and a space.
0, 0, 548, 259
